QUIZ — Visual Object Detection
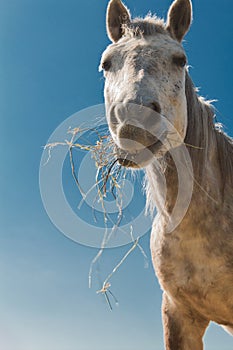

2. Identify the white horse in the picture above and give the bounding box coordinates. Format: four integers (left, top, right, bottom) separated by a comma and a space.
100, 0, 233, 349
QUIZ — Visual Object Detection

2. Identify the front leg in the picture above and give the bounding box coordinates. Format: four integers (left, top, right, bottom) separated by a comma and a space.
162, 293, 209, 350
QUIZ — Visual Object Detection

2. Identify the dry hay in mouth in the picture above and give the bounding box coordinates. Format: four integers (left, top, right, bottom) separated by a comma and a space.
44, 124, 148, 310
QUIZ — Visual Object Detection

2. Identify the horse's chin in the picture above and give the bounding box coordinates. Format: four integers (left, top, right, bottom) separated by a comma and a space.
117, 140, 163, 168
117, 158, 141, 168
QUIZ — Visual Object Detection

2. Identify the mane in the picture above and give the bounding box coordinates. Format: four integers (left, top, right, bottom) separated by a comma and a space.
123, 15, 167, 38
185, 73, 233, 192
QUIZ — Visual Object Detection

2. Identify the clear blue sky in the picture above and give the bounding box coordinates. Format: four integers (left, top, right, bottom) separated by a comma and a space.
1, 1, 233, 349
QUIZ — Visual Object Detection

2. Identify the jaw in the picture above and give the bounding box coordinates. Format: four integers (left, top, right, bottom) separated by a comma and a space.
115, 128, 186, 168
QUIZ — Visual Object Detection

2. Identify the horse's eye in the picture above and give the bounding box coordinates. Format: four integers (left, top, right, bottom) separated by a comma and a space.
102, 60, 111, 71
172, 55, 187, 68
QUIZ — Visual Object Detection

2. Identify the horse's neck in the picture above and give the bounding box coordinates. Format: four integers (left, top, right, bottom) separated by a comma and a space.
146, 74, 232, 219
184, 74, 233, 199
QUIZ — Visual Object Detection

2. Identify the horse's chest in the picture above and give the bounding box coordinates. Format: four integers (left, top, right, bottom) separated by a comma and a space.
150, 223, 233, 321
150, 229, 211, 293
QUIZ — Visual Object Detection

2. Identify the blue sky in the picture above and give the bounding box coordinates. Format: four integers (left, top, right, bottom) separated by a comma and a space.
1, 0, 233, 349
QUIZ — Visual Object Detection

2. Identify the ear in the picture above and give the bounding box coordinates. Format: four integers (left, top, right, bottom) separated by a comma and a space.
106, 0, 131, 42
166, 0, 192, 42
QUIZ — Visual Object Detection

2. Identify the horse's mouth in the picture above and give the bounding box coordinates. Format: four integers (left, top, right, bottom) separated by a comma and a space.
117, 139, 163, 168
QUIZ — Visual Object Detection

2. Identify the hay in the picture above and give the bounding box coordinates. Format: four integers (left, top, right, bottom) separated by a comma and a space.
44, 124, 148, 309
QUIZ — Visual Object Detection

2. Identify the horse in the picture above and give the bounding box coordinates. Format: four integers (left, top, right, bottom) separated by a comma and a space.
100, 0, 233, 349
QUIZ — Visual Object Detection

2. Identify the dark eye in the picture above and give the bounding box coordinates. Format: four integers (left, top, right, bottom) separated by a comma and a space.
102, 60, 111, 71
172, 55, 187, 68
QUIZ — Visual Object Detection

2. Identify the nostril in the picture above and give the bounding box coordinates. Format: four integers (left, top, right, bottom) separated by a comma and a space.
150, 102, 161, 114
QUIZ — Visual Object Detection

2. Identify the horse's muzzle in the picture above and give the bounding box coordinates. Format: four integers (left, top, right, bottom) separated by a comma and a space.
108, 102, 163, 152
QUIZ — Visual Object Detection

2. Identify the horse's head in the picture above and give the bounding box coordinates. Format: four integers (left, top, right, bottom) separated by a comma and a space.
101, 0, 192, 168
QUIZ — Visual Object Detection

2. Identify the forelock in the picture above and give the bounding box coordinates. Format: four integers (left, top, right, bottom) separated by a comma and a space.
122, 15, 167, 38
